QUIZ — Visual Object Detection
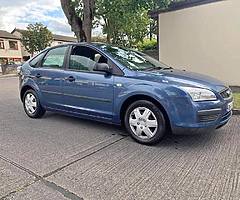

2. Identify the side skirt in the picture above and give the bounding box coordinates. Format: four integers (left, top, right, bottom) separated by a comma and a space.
45, 106, 121, 126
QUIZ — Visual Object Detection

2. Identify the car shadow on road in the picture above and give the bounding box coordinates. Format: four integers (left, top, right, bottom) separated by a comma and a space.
43, 111, 128, 136
43, 111, 223, 149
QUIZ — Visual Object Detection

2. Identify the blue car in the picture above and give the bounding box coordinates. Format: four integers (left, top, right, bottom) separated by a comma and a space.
19, 43, 233, 144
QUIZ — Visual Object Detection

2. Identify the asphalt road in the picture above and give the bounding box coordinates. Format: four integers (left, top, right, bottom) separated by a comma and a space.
0, 77, 239, 200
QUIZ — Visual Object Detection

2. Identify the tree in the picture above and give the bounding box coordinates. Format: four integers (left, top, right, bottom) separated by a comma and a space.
95, 0, 151, 46
21, 23, 53, 56
61, 0, 177, 45
60, 0, 95, 42
96, 0, 179, 46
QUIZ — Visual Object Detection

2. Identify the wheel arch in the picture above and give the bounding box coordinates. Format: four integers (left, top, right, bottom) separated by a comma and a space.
120, 94, 171, 132
20, 85, 35, 102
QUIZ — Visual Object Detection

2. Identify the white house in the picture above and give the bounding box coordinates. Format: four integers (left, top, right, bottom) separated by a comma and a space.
150, 0, 240, 86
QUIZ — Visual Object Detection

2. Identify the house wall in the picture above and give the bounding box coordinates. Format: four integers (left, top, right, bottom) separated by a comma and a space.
0, 38, 22, 61
159, 0, 240, 86
12, 31, 30, 57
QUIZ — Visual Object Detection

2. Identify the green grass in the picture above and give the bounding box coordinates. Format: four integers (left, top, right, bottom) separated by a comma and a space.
233, 93, 240, 109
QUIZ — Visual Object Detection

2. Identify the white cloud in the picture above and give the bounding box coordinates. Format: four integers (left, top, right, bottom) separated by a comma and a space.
0, 0, 74, 36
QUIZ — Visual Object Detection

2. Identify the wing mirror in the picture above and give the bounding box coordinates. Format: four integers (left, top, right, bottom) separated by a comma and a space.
17, 66, 22, 75
93, 63, 112, 74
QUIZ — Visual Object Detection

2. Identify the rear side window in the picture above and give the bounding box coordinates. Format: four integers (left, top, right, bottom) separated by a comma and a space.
29, 53, 45, 68
42, 46, 67, 69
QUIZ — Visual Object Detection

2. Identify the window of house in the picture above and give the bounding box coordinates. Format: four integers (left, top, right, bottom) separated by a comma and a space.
9, 40, 18, 50
42, 46, 67, 69
0, 40, 4, 49
69, 46, 108, 71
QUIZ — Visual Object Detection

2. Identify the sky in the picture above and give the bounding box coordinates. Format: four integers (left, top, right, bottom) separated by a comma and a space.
0, 0, 101, 36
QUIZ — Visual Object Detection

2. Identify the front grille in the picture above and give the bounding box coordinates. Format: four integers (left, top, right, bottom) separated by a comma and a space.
198, 114, 219, 122
220, 88, 232, 99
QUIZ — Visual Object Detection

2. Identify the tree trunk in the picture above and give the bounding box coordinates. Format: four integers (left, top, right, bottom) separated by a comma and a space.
83, 0, 95, 42
149, 22, 153, 41
105, 19, 111, 43
107, 33, 111, 43
60, 0, 86, 42
60, 0, 94, 43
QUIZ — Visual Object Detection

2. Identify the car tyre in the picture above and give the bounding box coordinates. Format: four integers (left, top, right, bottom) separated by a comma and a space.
124, 100, 166, 145
23, 89, 45, 118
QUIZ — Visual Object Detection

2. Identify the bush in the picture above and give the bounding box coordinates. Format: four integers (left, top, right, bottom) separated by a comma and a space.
137, 39, 157, 51
92, 36, 107, 43
233, 93, 240, 109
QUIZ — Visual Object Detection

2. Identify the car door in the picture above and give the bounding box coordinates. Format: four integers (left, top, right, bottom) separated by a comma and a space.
62, 45, 114, 120
30, 46, 68, 109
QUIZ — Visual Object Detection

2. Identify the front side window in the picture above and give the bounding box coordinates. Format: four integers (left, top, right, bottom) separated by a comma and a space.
29, 52, 45, 68
0, 40, 4, 49
9, 40, 18, 50
42, 46, 67, 69
69, 46, 108, 71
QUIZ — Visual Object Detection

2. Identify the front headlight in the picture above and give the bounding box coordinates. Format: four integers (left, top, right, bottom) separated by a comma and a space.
181, 87, 217, 101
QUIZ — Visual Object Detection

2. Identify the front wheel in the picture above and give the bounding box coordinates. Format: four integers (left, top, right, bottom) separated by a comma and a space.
23, 89, 45, 118
124, 100, 166, 145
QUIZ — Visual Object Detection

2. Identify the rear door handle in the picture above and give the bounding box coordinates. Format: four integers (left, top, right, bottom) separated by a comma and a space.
35, 73, 42, 78
66, 76, 75, 82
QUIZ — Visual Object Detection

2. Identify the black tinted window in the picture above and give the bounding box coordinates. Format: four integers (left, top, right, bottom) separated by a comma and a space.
42, 47, 67, 69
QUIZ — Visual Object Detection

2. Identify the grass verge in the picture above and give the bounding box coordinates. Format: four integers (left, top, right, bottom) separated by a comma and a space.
233, 93, 240, 109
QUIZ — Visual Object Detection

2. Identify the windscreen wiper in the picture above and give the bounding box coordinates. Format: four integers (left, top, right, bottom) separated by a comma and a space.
162, 67, 173, 70
144, 66, 163, 71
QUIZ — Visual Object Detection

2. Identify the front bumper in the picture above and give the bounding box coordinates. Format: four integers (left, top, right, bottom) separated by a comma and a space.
172, 110, 232, 135
169, 97, 233, 135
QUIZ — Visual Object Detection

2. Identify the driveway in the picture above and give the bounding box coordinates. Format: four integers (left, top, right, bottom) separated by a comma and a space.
0, 77, 239, 200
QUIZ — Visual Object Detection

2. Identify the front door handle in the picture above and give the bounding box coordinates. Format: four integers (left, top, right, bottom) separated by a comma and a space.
66, 76, 75, 82
35, 73, 42, 78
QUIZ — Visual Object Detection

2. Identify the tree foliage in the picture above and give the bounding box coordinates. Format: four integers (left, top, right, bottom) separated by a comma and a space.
21, 23, 53, 55
95, 0, 150, 47
61, 0, 177, 46
95, 0, 176, 47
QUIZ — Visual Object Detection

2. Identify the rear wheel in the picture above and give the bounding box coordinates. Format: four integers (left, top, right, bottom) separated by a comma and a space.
23, 89, 45, 118
124, 100, 166, 145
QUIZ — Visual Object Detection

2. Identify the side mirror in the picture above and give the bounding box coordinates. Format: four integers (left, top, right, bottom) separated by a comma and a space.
17, 66, 22, 75
93, 63, 112, 74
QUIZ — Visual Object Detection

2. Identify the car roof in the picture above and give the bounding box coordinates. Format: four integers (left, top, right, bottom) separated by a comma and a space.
51, 42, 106, 47
44, 42, 108, 53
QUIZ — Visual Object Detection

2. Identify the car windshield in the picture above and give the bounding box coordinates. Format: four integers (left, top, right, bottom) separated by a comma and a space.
97, 44, 171, 71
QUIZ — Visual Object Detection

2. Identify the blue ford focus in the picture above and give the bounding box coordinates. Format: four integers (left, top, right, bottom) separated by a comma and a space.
19, 43, 233, 144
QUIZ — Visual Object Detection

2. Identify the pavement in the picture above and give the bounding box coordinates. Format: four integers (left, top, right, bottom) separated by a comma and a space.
0, 74, 18, 79
0, 77, 239, 200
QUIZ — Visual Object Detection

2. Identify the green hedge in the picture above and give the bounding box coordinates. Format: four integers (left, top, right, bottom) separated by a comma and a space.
233, 93, 240, 109
137, 39, 157, 51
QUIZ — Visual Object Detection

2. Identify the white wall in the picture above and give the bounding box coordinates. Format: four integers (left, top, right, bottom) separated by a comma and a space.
159, 0, 240, 86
